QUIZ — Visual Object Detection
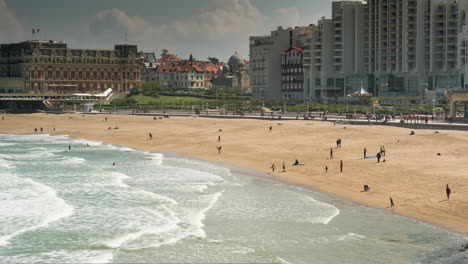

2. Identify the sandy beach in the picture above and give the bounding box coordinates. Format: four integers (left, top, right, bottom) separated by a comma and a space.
1, 113, 467, 235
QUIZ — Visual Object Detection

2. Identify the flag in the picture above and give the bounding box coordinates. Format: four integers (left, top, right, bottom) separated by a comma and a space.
32, 28, 40, 34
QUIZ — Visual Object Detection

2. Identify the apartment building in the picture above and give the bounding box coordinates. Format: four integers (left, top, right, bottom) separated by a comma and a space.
366, 0, 466, 97
303, 1, 366, 101
0, 40, 141, 94
254, 0, 468, 100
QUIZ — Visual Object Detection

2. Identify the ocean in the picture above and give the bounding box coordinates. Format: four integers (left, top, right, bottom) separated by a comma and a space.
0, 134, 467, 264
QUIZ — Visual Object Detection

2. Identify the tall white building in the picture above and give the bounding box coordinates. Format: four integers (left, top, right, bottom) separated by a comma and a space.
303, 1, 366, 100
366, 0, 467, 97
252, 0, 468, 100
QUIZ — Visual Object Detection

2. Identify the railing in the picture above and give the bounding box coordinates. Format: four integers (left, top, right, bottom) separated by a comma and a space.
0, 93, 113, 102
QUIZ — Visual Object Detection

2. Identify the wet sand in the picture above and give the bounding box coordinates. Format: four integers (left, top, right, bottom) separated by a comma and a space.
1, 113, 467, 234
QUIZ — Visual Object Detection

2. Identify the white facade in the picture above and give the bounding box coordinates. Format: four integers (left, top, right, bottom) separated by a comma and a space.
254, 0, 468, 100
303, 1, 365, 100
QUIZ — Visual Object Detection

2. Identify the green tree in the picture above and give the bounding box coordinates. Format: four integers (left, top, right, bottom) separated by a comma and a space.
128, 82, 167, 97
207, 57, 220, 64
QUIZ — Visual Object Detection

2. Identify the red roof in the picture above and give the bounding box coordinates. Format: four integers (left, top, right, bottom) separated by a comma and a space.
155, 61, 221, 74
282, 46, 304, 54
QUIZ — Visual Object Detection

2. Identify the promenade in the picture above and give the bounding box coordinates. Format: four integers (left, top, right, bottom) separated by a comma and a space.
124, 109, 468, 131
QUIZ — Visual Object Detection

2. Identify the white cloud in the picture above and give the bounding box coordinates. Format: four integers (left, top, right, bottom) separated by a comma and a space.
274, 7, 301, 28
89, 0, 265, 45
273, 6, 322, 29
0, 0, 24, 42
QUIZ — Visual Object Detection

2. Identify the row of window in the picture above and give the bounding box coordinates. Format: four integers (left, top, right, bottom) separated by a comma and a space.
282, 84, 304, 90
282, 76, 304, 82
26, 72, 138, 81
30, 57, 138, 65
281, 68, 304, 74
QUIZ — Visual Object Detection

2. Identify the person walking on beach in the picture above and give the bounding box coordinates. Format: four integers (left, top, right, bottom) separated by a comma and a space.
149, 133, 153, 140
390, 197, 395, 207
446, 184, 452, 200
363, 147, 367, 158
377, 152, 381, 163
269, 126, 272, 132
40, 127, 43, 134
271, 163, 276, 172
325, 166, 328, 173
282, 161, 286, 172
330, 148, 334, 159
340, 160, 343, 172
35, 128, 37, 133
218, 135, 221, 142
217, 146, 222, 154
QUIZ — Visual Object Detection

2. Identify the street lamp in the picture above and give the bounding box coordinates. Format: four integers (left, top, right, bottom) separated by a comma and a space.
420, 82, 428, 104
306, 97, 309, 115
432, 99, 436, 121
381, 83, 388, 98
346, 94, 351, 116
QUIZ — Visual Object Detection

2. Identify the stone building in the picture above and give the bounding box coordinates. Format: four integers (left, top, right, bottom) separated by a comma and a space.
0, 40, 141, 94
212, 52, 251, 93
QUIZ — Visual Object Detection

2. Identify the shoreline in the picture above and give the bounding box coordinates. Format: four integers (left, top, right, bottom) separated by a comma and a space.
160, 150, 467, 237
1, 113, 467, 235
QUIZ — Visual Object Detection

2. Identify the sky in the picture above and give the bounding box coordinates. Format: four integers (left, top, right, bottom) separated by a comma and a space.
0, 0, 353, 62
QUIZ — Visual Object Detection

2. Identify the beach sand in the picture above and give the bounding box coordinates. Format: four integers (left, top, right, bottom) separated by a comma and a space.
1, 113, 467, 234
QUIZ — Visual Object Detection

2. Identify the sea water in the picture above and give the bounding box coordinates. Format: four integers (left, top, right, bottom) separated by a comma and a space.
0, 134, 467, 264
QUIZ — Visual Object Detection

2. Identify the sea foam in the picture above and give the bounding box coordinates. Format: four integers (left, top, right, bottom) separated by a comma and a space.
0, 176, 74, 247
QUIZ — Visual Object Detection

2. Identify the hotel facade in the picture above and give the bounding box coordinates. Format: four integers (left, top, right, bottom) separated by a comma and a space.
0, 40, 141, 94
250, 0, 468, 100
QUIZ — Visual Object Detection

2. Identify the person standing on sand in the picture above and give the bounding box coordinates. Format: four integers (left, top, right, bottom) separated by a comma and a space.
218, 135, 221, 142
282, 161, 286, 172
40, 127, 43, 134
390, 197, 395, 207
269, 126, 272, 132
377, 152, 381, 163
363, 147, 367, 158
325, 166, 328, 173
446, 184, 452, 200
35, 128, 37, 133
340, 160, 343, 172
149, 133, 153, 140
271, 163, 276, 172
330, 148, 334, 159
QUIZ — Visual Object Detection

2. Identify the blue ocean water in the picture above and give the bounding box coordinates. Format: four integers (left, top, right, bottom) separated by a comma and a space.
0, 134, 467, 263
